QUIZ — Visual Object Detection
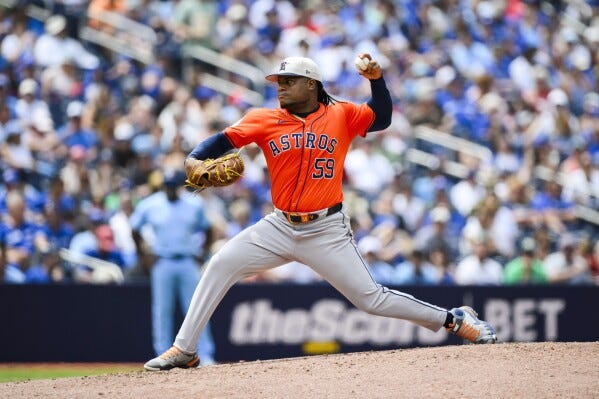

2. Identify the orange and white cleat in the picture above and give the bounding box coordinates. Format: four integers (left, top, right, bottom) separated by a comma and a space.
447, 306, 497, 344
144, 346, 200, 371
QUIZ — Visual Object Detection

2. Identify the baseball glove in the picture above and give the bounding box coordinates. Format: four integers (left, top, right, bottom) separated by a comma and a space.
184, 152, 245, 191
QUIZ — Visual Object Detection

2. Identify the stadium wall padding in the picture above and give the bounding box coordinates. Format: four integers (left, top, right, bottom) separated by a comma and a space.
1, 284, 597, 362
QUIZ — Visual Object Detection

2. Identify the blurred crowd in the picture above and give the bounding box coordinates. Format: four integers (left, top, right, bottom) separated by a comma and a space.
0, 0, 598, 286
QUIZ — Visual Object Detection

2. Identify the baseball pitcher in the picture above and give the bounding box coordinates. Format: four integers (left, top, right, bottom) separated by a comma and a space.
144, 54, 496, 371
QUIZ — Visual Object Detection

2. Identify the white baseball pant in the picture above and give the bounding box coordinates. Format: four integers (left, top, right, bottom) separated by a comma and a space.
174, 206, 448, 353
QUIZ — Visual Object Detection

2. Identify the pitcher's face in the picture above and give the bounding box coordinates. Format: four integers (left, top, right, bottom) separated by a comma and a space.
277, 76, 317, 113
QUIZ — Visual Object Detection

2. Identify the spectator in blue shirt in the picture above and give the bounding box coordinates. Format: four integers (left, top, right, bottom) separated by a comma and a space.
84, 224, 126, 269
44, 175, 76, 219
68, 223, 127, 284
1, 190, 50, 283
530, 179, 576, 235
59, 100, 98, 157
42, 201, 74, 252
428, 245, 455, 285
25, 251, 65, 284
357, 235, 396, 285
393, 249, 440, 285
0, 168, 45, 215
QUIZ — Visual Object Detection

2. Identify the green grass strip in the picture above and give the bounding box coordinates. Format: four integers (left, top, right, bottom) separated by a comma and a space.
0, 364, 140, 383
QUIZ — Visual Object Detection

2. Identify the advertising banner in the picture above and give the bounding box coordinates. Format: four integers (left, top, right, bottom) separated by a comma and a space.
0, 284, 597, 362
211, 284, 595, 361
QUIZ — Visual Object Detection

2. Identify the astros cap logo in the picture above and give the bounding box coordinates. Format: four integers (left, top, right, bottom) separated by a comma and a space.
266, 57, 322, 82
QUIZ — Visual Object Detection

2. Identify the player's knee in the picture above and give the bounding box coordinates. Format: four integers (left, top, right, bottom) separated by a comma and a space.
205, 252, 244, 277
357, 303, 378, 315
353, 296, 381, 315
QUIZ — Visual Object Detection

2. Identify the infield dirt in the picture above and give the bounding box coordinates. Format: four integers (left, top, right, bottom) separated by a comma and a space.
1, 342, 597, 398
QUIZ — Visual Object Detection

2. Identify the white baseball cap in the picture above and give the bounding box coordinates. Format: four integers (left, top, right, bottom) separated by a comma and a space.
45, 15, 66, 35
66, 101, 84, 118
114, 122, 135, 141
266, 56, 322, 82
18, 79, 38, 96
548, 88, 569, 107
430, 206, 450, 223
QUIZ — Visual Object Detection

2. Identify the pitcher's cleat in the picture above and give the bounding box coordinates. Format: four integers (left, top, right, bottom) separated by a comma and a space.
144, 346, 200, 371
447, 306, 497, 344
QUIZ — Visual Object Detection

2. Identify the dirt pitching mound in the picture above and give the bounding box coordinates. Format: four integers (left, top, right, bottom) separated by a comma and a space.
2, 342, 597, 399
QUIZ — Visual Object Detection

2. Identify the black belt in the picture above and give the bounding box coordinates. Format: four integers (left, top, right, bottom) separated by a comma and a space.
282, 202, 342, 224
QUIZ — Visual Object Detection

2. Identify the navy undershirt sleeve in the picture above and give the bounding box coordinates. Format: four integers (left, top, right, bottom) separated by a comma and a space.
366, 77, 392, 132
188, 132, 235, 160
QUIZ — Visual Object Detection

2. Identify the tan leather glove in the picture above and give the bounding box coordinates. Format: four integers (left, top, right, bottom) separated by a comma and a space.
184, 153, 244, 191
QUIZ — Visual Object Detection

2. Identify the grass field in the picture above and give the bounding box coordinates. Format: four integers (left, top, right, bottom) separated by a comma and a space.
0, 363, 140, 383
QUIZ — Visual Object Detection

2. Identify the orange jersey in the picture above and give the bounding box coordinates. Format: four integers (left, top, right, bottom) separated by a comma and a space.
224, 102, 375, 212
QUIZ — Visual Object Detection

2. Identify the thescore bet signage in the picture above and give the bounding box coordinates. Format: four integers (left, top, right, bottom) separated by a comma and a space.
209, 284, 597, 362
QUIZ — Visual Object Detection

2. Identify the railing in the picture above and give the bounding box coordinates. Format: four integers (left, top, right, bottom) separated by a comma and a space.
0, 0, 51, 20
59, 248, 125, 284
182, 44, 266, 107
80, 14, 267, 105
408, 125, 599, 226
414, 125, 493, 162
1, 2, 267, 106
79, 9, 157, 64
573, 205, 599, 226
0, 2, 155, 64
196, 71, 265, 107
405, 147, 469, 178
406, 125, 493, 179
533, 165, 599, 226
